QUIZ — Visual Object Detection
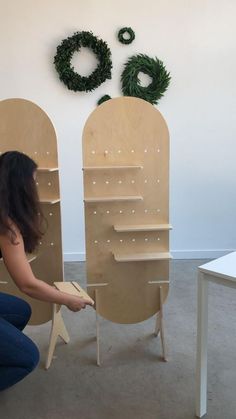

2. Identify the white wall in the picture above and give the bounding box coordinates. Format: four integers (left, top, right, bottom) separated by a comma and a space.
1, 0, 236, 260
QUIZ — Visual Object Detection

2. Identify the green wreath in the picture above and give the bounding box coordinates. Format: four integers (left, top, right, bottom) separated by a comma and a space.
121, 54, 171, 105
97, 95, 111, 106
54, 31, 112, 92
118, 27, 135, 45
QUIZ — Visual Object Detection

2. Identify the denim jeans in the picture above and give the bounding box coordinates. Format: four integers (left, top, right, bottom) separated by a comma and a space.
0, 292, 40, 391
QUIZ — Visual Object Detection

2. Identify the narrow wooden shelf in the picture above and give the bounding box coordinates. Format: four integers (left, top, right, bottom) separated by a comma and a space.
114, 223, 172, 232
83, 165, 143, 170
84, 196, 143, 203
0, 254, 37, 264
113, 252, 172, 262
37, 167, 58, 172
40, 198, 60, 204
27, 254, 37, 263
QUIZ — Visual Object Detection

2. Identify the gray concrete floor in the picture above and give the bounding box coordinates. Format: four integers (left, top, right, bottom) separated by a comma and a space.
1, 260, 236, 419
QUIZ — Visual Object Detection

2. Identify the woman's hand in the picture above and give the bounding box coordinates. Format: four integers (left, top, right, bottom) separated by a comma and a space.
65, 294, 94, 312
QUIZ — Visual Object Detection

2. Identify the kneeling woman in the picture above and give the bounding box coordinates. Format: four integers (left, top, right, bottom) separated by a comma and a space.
0, 151, 93, 391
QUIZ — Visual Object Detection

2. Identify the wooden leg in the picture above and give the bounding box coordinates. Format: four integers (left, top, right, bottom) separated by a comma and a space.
196, 273, 209, 418
95, 289, 101, 366
159, 286, 167, 361
154, 311, 161, 337
45, 303, 70, 370
154, 286, 167, 362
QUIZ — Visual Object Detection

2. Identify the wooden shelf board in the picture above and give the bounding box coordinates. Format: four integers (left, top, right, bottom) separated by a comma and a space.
27, 254, 37, 263
83, 165, 143, 170
87, 283, 108, 287
40, 198, 60, 204
1, 254, 37, 264
37, 167, 58, 172
113, 252, 172, 262
84, 196, 143, 203
114, 223, 172, 232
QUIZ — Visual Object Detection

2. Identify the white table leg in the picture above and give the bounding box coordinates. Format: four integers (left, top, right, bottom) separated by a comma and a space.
196, 272, 209, 418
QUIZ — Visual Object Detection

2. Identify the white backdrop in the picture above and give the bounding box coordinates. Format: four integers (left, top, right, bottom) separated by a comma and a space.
1, 0, 236, 260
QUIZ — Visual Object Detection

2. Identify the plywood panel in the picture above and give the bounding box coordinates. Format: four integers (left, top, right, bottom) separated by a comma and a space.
82, 97, 170, 324
0, 98, 63, 325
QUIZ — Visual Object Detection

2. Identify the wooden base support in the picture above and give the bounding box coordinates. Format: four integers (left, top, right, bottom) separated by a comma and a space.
45, 281, 94, 369
95, 289, 100, 366
153, 285, 167, 361
86, 283, 109, 366
45, 303, 70, 369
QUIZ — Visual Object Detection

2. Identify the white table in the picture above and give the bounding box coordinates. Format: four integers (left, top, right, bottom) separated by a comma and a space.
196, 251, 236, 417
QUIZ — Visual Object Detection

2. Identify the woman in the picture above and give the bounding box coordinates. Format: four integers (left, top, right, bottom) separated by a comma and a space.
0, 151, 93, 391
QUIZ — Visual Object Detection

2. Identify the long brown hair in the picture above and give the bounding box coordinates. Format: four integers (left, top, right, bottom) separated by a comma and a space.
0, 151, 46, 253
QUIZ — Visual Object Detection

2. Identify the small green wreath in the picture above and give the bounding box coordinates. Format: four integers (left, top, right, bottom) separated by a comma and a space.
54, 31, 112, 92
118, 27, 135, 45
121, 54, 171, 105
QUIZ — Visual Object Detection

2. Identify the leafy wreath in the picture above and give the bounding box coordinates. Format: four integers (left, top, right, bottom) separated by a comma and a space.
118, 27, 135, 45
54, 31, 112, 92
121, 54, 171, 105
97, 95, 111, 106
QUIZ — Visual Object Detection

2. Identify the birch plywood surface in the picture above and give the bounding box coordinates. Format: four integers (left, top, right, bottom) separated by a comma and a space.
0, 98, 63, 325
83, 97, 171, 324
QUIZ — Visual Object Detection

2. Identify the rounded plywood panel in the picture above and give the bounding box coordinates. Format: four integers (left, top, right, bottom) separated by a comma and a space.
0, 98, 63, 325
82, 97, 170, 324
0, 98, 58, 167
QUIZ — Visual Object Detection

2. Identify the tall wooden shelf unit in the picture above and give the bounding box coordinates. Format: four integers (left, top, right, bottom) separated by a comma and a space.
0, 98, 63, 325
82, 97, 172, 340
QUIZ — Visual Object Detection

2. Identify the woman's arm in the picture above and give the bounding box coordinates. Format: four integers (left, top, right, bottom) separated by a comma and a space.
0, 225, 93, 312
